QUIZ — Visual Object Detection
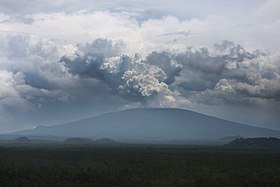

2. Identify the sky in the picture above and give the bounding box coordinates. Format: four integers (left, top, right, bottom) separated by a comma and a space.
0, 0, 279, 132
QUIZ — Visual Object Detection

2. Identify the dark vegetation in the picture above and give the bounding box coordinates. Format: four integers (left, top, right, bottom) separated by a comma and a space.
0, 143, 280, 187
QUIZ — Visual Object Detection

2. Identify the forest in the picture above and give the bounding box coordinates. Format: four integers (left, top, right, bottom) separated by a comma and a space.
0, 144, 280, 187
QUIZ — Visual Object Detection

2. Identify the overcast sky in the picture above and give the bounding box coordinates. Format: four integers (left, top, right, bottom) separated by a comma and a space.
0, 0, 279, 132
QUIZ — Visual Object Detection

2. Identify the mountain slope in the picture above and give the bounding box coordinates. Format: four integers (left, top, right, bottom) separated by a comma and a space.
14, 108, 280, 140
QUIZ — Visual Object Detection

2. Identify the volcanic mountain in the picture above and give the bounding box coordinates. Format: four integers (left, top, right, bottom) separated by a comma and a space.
13, 108, 280, 141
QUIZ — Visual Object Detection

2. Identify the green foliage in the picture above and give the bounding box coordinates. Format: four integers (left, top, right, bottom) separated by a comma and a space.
0, 146, 280, 187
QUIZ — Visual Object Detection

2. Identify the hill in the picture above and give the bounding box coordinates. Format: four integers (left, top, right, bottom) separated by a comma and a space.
14, 137, 31, 143
95, 138, 118, 145
63, 137, 94, 144
229, 137, 280, 149
12, 108, 280, 142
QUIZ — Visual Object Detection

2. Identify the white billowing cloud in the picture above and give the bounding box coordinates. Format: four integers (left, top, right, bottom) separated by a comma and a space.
119, 66, 169, 97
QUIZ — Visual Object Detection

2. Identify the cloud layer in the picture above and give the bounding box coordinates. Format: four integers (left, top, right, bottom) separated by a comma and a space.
1, 35, 279, 124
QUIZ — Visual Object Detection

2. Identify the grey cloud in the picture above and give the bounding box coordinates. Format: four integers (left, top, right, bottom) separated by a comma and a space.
59, 39, 280, 107
158, 31, 191, 37
176, 47, 225, 75
1, 35, 279, 110
0, 35, 67, 90
0, 36, 141, 115
175, 41, 280, 107
0, 35, 72, 111
60, 39, 124, 79
0, 70, 64, 112
146, 51, 182, 85
235, 79, 280, 100
60, 39, 175, 100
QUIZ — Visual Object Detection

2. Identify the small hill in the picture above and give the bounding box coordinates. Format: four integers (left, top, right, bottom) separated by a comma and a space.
229, 137, 280, 149
14, 137, 31, 143
63, 137, 94, 144
95, 138, 118, 145
219, 136, 244, 143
